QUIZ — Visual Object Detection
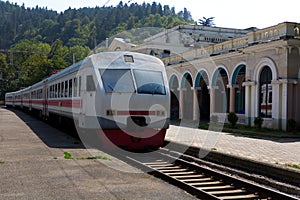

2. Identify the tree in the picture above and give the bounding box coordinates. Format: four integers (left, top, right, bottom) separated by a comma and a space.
198, 17, 215, 27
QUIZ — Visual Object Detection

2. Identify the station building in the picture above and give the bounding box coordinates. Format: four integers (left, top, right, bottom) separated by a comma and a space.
109, 22, 300, 131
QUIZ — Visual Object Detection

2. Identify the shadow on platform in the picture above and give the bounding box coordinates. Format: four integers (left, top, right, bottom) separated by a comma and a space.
7, 108, 85, 149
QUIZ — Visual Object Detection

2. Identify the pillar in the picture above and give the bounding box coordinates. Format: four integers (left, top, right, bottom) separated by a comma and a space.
179, 88, 184, 119
193, 88, 200, 121
209, 86, 216, 114
228, 84, 237, 113
281, 80, 288, 131
271, 80, 281, 129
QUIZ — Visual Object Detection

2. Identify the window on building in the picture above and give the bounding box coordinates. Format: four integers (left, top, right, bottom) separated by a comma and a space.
259, 66, 272, 118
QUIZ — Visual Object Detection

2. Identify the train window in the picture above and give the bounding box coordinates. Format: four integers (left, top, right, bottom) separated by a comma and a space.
133, 70, 166, 95
74, 78, 77, 97
100, 69, 135, 93
61, 82, 64, 98
65, 80, 68, 97
54, 84, 57, 98
86, 75, 96, 92
69, 79, 73, 97
79, 76, 81, 96
58, 83, 61, 98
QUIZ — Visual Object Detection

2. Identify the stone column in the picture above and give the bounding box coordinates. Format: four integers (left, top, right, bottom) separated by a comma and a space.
271, 80, 281, 129
228, 84, 238, 113
209, 86, 216, 114
280, 79, 288, 131
243, 81, 256, 126
193, 87, 200, 121
179, 88, 184, 119
250, 82, 257, 125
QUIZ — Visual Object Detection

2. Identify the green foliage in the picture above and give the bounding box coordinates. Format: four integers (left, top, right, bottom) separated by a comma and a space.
0, 1, 195, 50
64, 152, 72, 159
0, 1, 195, 94
227, 112, 239, 127
198, 17, 215, 27
254, 117, 264, 129
287, 119, 296, 132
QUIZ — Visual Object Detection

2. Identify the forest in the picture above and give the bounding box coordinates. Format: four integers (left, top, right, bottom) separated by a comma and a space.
0, 1, 195, 99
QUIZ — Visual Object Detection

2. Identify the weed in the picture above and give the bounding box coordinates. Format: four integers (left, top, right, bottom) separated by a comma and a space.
81, 155, 110, 160
64, 152, 72, 159
285, 163, 300, 169
63, 152, 110, 160
0, 160, 4, 164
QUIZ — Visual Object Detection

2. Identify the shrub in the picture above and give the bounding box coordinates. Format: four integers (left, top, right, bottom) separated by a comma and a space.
287, 119, 296, 132
227, 112, 238, 127
254, 116, 263, 129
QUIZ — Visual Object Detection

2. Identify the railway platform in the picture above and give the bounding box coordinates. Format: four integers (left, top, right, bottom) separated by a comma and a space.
164, 122, 300, 187
0, 107, 197, 200
165, 123, 300, 167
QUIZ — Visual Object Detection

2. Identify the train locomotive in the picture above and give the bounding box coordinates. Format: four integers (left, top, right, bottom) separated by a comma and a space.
5, 52, 170, 150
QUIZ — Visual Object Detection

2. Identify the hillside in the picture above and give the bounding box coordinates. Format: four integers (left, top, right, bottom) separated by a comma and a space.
0, 1, 194, 49
0, 1, 194, 99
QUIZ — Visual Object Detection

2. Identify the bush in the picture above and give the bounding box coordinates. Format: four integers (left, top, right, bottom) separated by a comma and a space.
227, 112, 239, 127
254, 116, 263, 129
287, 119, 296, 132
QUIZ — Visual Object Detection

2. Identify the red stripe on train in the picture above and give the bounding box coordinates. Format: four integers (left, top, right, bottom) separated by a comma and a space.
116, 110, 156, 116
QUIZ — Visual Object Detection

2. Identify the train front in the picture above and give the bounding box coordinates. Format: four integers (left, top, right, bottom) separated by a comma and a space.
93, 52, 170, 150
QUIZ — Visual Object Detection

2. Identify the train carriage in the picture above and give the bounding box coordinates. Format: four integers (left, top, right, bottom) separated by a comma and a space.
5, 52, 170, 150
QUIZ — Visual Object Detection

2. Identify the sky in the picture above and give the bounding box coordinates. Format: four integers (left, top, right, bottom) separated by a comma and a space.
4, 0, 300, 29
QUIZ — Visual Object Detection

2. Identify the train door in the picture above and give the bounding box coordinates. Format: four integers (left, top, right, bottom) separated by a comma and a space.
79, 73, 97, 129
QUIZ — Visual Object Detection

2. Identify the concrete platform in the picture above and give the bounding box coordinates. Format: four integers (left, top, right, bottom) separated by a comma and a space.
0, 108, 197, 200
165, 124, 300, 167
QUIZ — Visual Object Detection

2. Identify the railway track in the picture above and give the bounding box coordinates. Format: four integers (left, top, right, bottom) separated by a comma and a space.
120, 150, 298, 200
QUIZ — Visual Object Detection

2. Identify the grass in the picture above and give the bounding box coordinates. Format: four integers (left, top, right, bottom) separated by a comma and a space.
63, 152, 110, 160
285, 163, 300, 170
0, 160, 4, 164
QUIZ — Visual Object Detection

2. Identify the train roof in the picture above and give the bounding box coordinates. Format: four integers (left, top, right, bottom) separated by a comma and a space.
90, 51, 164, 70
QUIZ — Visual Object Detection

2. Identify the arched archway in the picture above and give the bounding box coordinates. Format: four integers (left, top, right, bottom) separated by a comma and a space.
212, 67, 229, 113
195, 71, 210, 121
231, 64, 246, 114
259, 66, 272, 118
169, 75, 179, 120
181, 72, 193, 119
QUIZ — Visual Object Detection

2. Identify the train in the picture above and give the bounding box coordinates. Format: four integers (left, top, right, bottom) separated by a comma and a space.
5, 51, 170, 150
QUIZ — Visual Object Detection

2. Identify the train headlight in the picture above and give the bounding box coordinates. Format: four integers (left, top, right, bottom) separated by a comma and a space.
106, 109, 116, 116
156, 110, 165, 117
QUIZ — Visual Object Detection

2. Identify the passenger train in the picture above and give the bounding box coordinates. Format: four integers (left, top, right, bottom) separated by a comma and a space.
5, 52, 170, 150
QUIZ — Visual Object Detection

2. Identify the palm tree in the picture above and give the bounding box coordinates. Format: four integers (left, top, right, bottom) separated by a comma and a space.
198, 17, 215, 27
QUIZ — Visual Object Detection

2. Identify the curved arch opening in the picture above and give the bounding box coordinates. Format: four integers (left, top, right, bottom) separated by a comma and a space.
232, 65, 246, 114
195, 72, 210, 121
259, 66, 272, 118
182, 73, 193, 120
169, 75, 179, 120
213, 68, 229, 113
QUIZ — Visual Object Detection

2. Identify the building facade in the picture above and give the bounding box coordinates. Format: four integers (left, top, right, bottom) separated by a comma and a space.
108, 22, 300, 130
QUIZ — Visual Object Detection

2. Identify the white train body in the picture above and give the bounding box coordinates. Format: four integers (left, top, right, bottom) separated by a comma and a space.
5, 52, 170, 149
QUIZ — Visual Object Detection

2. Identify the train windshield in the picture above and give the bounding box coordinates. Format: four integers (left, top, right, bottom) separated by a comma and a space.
133, 70, 166, 95
100, 69, 135, 93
